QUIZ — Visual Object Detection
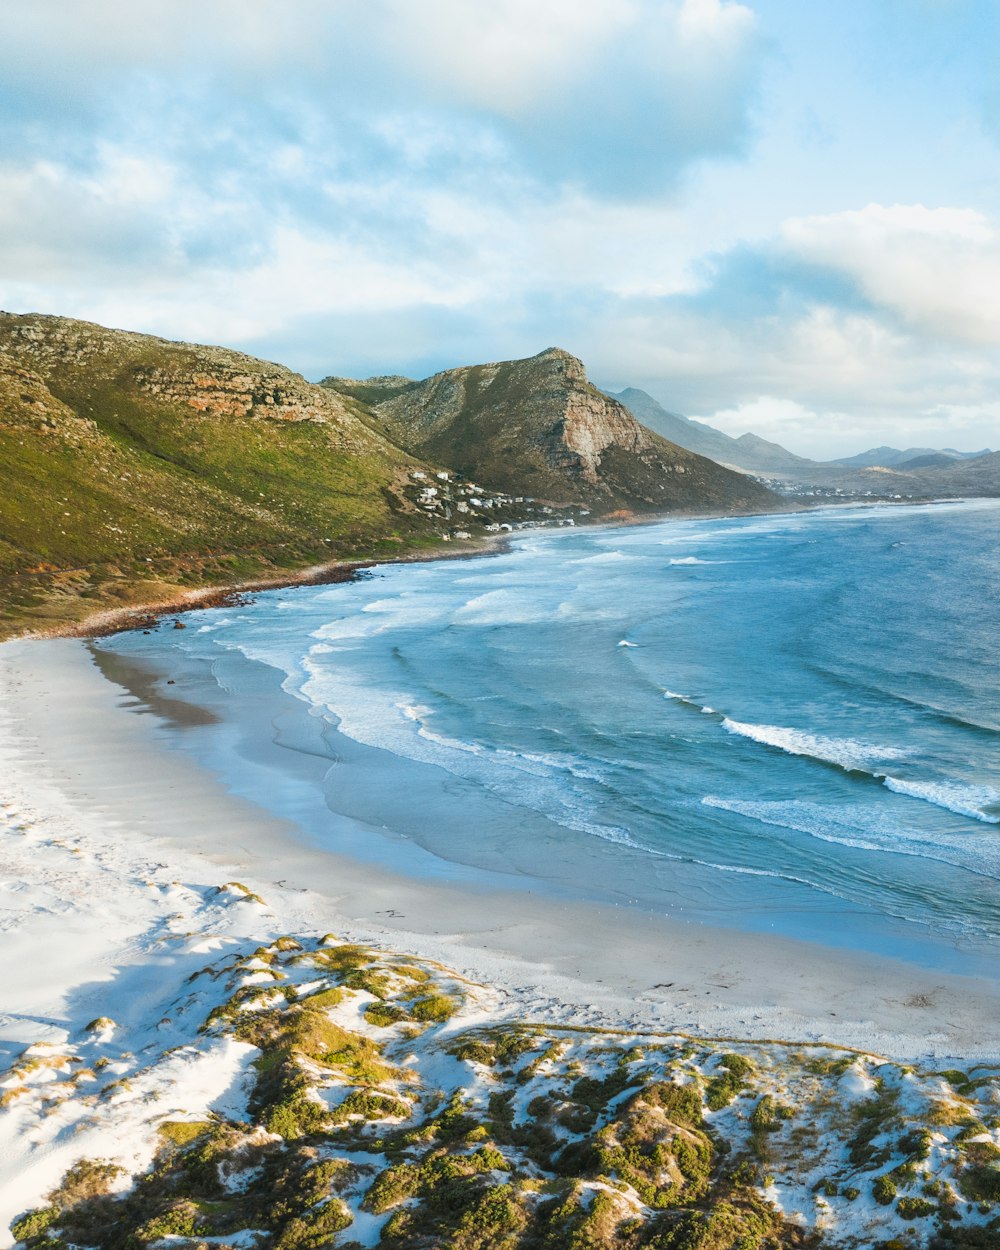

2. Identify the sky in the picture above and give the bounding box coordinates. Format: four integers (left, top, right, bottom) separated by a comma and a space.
1, 1, 999, 458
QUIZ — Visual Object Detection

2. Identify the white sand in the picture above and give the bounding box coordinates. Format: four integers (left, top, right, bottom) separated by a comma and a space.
2, 636, 998, 1065
2, 635, 1000, 1236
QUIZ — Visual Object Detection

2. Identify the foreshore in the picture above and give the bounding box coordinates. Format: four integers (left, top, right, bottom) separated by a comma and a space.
3, 635, 998, 1066
3, 584, 1000, 1242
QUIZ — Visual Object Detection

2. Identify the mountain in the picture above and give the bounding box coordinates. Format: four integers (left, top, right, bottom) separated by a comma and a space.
913, 450, 1000, 495
608, 387, 814, 474
893, 452, 968, 471
0, 312, 443, 636
0, 319, 784, 638
323, 350, 779, 516
830, 445, 992, 468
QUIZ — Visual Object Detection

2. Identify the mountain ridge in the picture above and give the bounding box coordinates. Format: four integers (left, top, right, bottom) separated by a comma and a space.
0, 317, 783, 638
607, 387, 815, 474
324, 349, 779, 516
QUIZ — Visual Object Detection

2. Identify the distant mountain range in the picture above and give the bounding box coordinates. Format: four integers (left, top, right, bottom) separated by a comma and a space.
607, 387, 814, 474
829, 445, 992, 468
610, 387, 995, 486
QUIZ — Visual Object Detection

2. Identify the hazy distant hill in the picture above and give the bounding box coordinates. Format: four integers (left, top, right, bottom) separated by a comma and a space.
325, 350, 780, 516
830, 445, 992, 468
911, 450, 1000, 494
605, 387, 995, 490
608, 387, 815, 474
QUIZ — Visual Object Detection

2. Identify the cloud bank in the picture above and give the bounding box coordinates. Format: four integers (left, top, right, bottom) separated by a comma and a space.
0, 1, 997, 457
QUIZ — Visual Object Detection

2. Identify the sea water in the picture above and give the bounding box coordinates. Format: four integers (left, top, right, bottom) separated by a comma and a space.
98, 500, 1000, 974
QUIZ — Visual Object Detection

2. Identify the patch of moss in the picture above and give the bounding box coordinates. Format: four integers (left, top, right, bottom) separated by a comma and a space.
409, 993, 457, 1023
874, 1174, 898, 1205
365, 1002, 411, 1028
10, 1208, 60, 1243
157, 1120, 212, 1148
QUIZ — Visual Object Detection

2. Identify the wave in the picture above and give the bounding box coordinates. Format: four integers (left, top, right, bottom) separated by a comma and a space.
572, 550, 637, 565
883, 777, 1000, 825
721, 718, 909, 772
618, 640, 638, 648
663, 690, 712, 714
702, 796, 1000, 875
719, 718, 999, 824
667, 556, 723, 565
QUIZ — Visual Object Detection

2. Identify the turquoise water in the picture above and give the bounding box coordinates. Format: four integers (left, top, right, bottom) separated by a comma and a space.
100, 500, 1000, 973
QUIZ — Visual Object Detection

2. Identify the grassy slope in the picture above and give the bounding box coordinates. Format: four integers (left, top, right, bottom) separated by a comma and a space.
0, 317, 438, 638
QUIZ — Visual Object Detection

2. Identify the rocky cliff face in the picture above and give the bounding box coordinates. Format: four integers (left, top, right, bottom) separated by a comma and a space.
334, 347, 779, 515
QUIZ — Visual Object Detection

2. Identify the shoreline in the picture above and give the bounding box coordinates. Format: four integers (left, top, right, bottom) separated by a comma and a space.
8, 497, 811, 643
11, 493, 975, 646
3, 634, 999, 1066
20, 533, 513, 642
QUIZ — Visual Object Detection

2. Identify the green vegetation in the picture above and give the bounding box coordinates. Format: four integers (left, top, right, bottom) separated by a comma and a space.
705, 1057, 754, 1112
897, 1196, 937, 1219
849, 1085, 900, 1167
349, 346, 779, 525
0, 314, 440, 637
874, 1174, 898, 1205
409, 992, 458, 1023
958, 1164, 1000, 1202
13, 931, 1000, 1250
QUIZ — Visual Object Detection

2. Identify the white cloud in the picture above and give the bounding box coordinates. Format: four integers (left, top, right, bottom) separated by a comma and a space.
0, 0, 763, 197
781, 204, 1000, 344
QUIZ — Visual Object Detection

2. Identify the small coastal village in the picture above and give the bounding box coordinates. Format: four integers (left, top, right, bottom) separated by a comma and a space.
403, 470, 590, 542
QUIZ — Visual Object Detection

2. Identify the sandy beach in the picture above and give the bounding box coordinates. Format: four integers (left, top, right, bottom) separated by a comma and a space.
2, 604, 1000, 1245
3, 635, 998, 1066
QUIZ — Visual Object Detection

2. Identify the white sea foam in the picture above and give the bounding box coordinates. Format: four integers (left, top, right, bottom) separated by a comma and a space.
663, 690, 713, 713
668, 556, 721, 565
573, 550, 636, 564
702, 796, 1000, 874
618, 640, 638, 648
721, 719, 909, 772
718, 723, 999, 825
883, 777, 1000, 824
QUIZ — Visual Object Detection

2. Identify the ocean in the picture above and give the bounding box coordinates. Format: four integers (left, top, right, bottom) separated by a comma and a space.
97, 500, 1000, 977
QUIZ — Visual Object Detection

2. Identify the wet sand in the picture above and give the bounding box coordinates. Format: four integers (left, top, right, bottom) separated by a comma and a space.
2, 636, 998, 1063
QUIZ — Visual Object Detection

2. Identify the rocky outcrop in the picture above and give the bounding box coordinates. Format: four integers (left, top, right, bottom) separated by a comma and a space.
0, 313, 374, 449
131, 364, 338, 424
332, 347, 780, 515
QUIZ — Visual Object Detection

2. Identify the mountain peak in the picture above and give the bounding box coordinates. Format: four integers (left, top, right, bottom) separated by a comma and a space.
352, 348, 777, 515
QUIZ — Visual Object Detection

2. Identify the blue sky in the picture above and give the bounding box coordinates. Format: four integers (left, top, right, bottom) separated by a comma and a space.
1, 0, 998, 457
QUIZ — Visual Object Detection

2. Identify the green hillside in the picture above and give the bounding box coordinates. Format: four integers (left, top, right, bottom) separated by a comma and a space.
0, 317, 784, 640
0, 315, 438, 637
